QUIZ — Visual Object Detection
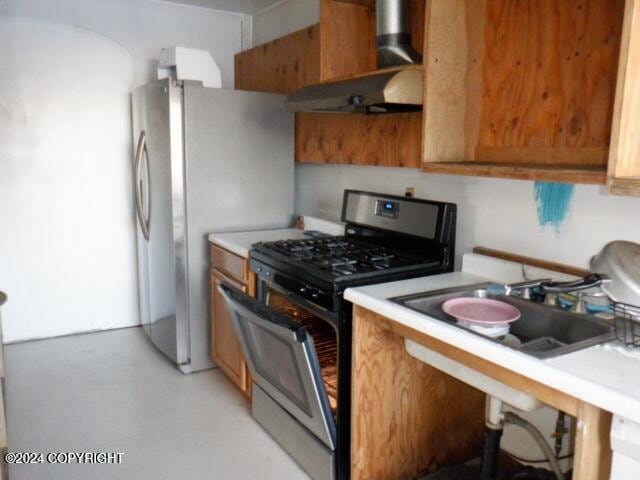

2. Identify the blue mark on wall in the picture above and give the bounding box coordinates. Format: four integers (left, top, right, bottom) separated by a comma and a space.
534, 182, 575, 227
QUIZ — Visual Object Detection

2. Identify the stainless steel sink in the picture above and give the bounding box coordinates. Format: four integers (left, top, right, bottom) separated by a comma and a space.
391, 283, 616, 359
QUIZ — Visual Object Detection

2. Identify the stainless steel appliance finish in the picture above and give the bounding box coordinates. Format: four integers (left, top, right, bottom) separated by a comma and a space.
343, 190, 440, 240
376, 0, 422, 68
131, 78, 294, 372
219, 190, 457, 480
285, 67, 423, 114
218, 284, 336, 449
392, 284, 616, 359
591, 241, 640, 306
253, 385, 335, 480
132, 79, 187, 363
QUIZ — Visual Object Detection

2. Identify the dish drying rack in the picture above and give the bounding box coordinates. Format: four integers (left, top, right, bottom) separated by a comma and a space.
613, 303, 640, 349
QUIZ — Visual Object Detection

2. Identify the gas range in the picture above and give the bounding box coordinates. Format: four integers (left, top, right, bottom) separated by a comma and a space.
250, 190, 457, 317
221, 190, 457, 480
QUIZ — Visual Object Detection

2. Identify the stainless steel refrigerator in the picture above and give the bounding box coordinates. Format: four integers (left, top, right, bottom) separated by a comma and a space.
131, 78, 294, 373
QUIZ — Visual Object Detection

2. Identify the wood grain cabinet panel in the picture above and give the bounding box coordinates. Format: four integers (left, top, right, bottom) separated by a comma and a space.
298, 0, 425, 167
210, 270, 248, 395
352, 306, 485, 480
210, 244, 248, 284
234, 25, 321, 95
318, 0, 377, 81
478, 0, 622, 152
296, 112, 422, 168
422, 0, 628, 186
209, 244, 255, 399
234, 0, 426, 169
608, 0, 640, 195
234, 0, 640, 191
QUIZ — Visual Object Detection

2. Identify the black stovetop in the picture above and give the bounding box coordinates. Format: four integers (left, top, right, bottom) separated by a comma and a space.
251, 234, 444, 286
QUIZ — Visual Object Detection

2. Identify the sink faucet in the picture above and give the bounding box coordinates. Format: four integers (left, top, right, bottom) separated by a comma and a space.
504, 274, 611, 312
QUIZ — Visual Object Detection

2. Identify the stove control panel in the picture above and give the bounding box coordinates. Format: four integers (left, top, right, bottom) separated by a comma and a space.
375, 199, 400, 219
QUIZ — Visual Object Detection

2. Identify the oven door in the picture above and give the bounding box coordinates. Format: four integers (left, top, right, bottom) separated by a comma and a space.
217, 283, 337, 450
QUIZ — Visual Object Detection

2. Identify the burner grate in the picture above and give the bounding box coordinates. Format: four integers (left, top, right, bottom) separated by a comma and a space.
265, 237, 415, 277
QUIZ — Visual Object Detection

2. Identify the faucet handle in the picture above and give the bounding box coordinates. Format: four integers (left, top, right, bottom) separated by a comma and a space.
503, 279, 552, 299
570, 292, 587, 314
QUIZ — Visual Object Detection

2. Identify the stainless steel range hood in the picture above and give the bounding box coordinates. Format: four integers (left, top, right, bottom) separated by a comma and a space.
285, 67, 423, 114
286, 0, 423, 114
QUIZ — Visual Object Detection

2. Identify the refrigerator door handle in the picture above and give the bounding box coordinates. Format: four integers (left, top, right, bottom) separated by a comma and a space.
134, 130, 150, 240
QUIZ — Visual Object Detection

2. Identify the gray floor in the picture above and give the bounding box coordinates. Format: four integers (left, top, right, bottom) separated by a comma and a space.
4, 327, 309, 480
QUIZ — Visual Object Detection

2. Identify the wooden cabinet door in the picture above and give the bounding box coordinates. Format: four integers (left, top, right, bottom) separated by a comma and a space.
211, 270, 248, 395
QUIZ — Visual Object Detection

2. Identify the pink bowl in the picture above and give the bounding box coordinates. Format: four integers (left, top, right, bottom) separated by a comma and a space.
442, 297, 521, 325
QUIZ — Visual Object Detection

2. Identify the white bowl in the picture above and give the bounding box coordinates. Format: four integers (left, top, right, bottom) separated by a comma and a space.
457, 320, 510, 339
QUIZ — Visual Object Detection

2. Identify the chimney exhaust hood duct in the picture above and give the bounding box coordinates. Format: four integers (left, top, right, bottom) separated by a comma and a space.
376, 0, 422, 68
285, 0, 423, 114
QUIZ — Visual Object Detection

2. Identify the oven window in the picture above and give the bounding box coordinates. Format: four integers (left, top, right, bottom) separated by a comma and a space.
268, 291, 339, 414
236, 315, 312, 415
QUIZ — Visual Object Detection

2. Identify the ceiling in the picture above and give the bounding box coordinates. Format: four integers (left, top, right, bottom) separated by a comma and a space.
165, 0, 283, 14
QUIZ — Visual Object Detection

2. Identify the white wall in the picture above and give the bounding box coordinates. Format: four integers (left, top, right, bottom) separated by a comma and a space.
0, 0, 245, 342
251, 0, 319, 46
296, 164, 640, 269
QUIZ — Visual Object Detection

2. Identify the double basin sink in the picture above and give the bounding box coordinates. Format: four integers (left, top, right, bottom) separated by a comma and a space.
392, 283, 616, 359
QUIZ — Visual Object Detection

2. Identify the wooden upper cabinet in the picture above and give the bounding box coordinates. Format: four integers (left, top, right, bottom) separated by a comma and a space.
317, 0, 377, 81
608, 0, 640, 196
234, 0, 424, 90
234, 0, 426, 169
235, 0, 640, 193
235, 25, 321, 94
296, 0, 424, 168
295, 112, 423, 168
422, 0, 633, 188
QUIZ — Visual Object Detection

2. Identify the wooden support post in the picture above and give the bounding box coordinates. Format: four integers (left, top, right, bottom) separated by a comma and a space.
573, 402, 613, 480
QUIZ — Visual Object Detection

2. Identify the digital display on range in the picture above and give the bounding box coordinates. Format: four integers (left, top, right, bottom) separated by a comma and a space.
375, 200, 399, 219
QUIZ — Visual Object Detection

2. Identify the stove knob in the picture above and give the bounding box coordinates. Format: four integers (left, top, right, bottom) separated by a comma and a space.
311, 292, 319, 299
299, 287, 307, 294
257, 267, 262, 272
265, 272, 271, 277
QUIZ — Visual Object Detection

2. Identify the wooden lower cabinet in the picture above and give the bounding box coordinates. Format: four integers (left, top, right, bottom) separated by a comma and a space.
352, 306, 485, 480
210, 269, 251, 398
352, 305, 613, 480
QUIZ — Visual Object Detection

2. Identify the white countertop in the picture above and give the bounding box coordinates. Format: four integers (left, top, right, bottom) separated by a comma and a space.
208, 229, 308, 258
208, 216, 344, 258
344, 254, 640, 425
